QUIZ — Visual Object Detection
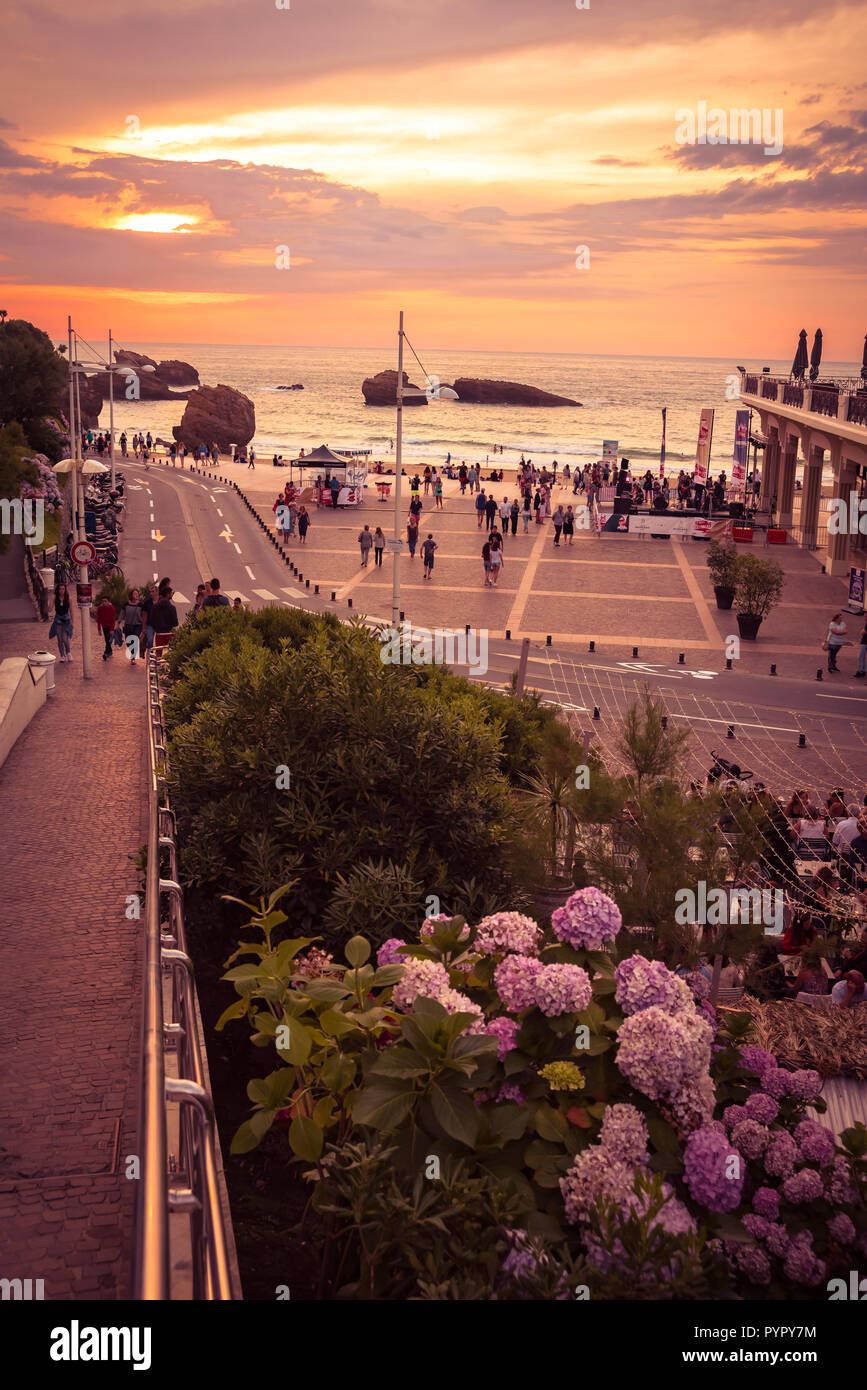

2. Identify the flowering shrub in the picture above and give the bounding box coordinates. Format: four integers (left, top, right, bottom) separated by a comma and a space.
19, 453, 62, 514
222, 886, 867, 1299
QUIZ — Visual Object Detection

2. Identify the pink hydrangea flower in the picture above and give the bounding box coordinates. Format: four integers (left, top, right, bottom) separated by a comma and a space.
794, 1119, 835, 1166
599, 1104, 649, 1164
781, 1168, 824, 1204
614, 955, 694, 1016
730, 1119, 770, 1160
494, 955, 544, 1012
377, 938, 407, 967
752, 1186, 780, 1220
744, 1092, 779, 1124
616, 1006, 712, 1101
533, 962, 592, 1017
483, 1015, 520, 1061
550, 887, 622, 950
474, 912, 541, 957
682, 1126, 744, 1212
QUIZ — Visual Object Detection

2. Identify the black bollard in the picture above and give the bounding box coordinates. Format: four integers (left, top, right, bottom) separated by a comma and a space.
727, 725, 735, 739
589, 640, 595, 652
798, 733, 806, 748
593, 706, 600, 720
314, 585, 319, 595
348, 598, 353, 608
770, 664, 777, 675
678, 653, 685, 664
816, 669, 823, 681
331, 591, 336, 602
632, 647, 638, 658
726, 657, 732, 670
505, 629, 511, 641
546, 635, 552, 646
661, 716, 668, 729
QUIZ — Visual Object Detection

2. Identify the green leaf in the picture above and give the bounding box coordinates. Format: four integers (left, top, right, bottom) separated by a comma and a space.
534, 1103, 569, 1143
215, 998, 249, 1030
345, 935, 371, 967
249, 1107, 275, 1139
584, 1035, 613, 1055
575, 1000, 605, 1032
253, 1010, 279, 1035
451, 1034, 498, 1062
351, 1080, 416, 1131
223, 963, 264, 981
276, 1015, 312, 1066
320, 1053, 357, 1091
306, 980, 354, 1002
714, 1213, 752, 1244
318, 1008, 361, 1038
646, 1110, 679, 1155
371, 964, 406, 988
313, 1095, 337, 1129
429, 1082, 479, 1147
230, 1119, 263, 1155
247, 1078, 272, 1105
400, 1015, 443, 1059
370, 1048, 431, 1080
289, 1115, 323, 1163
591, 976, 616, 996
485, 1102, 528, 1144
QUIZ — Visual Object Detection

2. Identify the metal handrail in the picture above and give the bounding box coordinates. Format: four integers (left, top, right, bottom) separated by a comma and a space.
133, 648, 233, 1299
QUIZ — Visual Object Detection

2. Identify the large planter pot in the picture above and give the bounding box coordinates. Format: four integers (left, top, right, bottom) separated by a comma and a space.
534, 883, 575, 920
713, 585, 735, 610
736, 612, 763, 640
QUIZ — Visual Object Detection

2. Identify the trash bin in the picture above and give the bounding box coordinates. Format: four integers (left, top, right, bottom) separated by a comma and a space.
28, 649, 57, 694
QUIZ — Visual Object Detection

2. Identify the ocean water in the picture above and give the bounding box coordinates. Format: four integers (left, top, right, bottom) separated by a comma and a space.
92, 344, 863, 471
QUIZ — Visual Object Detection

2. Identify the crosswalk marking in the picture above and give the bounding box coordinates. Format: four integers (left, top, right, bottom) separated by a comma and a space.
281, 586, 305, 598
171, 591, 190, 605
224, 591, 248, 603
253, 589, 279, 600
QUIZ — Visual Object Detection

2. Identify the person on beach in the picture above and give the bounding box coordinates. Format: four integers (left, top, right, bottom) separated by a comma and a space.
534, 489, 542, 524
373, 526, 385, 565
297, 506, 310, 543
476, 489, 487, 528
510, 497, 519, 535
358, 525, 373, 567
407, 511, 419, 557
563, 505, 576, 545
423, 465, 432, 495
552, 504, 565, 546
826, 613, 847, 672
489, 535, 504, 586
330, 475, 340, 508
482, 538, 492, 586
499, 496, 510, 531
485, 493, 497, 533
459, 463, 468, 494
468, 464, 478, 494
409, 494, 423, 521
410, 475, 421, 501
421, 533, 437, 580
434, 474, 443, 508
50, 583, 74, 662
521, 495, 532, 533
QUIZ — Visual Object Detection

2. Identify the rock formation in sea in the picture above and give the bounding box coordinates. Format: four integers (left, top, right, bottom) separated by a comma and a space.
362, 369, 428, 406
444, 378, 581, 407
153, 359, 200, 386
172, 383, 255, 452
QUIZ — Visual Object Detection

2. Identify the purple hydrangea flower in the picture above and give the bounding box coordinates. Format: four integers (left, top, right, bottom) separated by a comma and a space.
560, 1147, 636, 1225
723, 1104, 748, 1129
742, 1212, 771, 1240
617, 1006, 712, 1101
496, 1081, 526, 1106
766, 1223, 790, 1258
744, 1092, 779, 1124
688, 970, 711, 1000
781, 1168, 824, 1204
733, 1244, 772, 1285
533, 962, 592, 1017
474, 912, 541, 957
614, 955, 694, 1016
483, 1015, 520, 1061
494, 955, 544, 1012
377, 937, 407, 966
550, 886, 622, 950
828, 1213, 856, 1245
761, 1067, 790, 1100
683, 1125, 744, 1212
794, 1119, 835, 1166
740, 1046, 778, 1077
830, 1157, 858, 1206
787, 1069, 823, 1102
599, 1104, 649, 1164
752, 1186, 780, 1220
763, 1132, 799, 1178
730, 1119, 770, 1160
783, 1231, 825, 1286
392, 957, 450, 1010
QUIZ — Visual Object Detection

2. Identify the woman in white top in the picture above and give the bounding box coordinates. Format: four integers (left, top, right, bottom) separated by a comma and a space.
827, 612, 847, 672
792, 806, 827, 843
489, 538, 504, 586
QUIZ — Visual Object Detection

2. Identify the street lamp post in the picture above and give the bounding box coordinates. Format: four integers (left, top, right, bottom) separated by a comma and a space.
67, 316, 94, 680
391, 311, 405, 629
108, 327, 115, 491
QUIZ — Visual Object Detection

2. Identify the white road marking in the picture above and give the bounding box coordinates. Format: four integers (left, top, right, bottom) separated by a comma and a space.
253, 589, 279, 600
245, 566, 256, 580
209, 495, 216, 504
171, 591, 190, 604
224, 591, 248, 602
217, 508, 223, 517
281, 586, 304, 597
665, 714, 799, 734
234, 542, 242, 554
816, 693, 867, 703
151, 549, 157, 561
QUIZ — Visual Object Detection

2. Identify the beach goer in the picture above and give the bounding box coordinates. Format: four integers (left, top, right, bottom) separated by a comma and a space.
150, 583, 179, 647
468, 465, 478, 494
552, 504, 565, 546
510, 498, 519, 535
95, 595, 117, 661
409, 494, 422, 520
202, 578, 230, 608
482, 539, 492, 586
563, 506, 575, 546
826, 613, 847, 672
120, 587, 144, 665
330, 476, 340, 508
485, 494, 497, 533
499, 496, 510, 531
50, 583, 74, 662
297, 506, 310, 543
459, 463, 468, 494
476, 489, 487, 528
521, 496, 532, 533
358, 525, 373, 567
421, 534, 437, 580
534, 489, 542, 525
410, 475, 421, 501
407, 512, 419, 557
433, 475, 443, 508
423, 465, 432, 495
373, 526, 385, 566
489, 536, 504, 586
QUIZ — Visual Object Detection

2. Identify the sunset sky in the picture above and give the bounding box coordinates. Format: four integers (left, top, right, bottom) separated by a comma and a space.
1, 0, 865, 356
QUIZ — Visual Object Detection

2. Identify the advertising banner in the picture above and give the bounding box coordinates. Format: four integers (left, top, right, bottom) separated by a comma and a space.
602, 439, 618, 459
847, 566, 865, 614
660, 407, 667, 478
693, 408, 714, 487
601, 512, 731, 540
731, 409, 750, 491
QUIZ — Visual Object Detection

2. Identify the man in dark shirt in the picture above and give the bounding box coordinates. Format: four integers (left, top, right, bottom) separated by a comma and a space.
150, 584, 179, 646
201, 577, 230, 608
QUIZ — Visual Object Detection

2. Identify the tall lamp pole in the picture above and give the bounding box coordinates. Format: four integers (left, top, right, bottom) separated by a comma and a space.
67, 317, 94, 680
108, 327, 115, 491
391, 310, 405, 629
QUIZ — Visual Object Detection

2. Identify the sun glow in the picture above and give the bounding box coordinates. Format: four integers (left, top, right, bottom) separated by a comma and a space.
114, 212, 197, 233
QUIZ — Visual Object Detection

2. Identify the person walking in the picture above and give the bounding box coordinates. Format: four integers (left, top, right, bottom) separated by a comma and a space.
373, 526, 385, 566
140, 582, 159, 652
330, 475, 340, 509
95, 594, 117, 661
552, 503, 565, 546
421, 533, 437, 580
423, 465, 432, 495
150, 583, 180, 647
297, 506, 310, 543
855, 617, 867, 677
193, 583, 207, 613
534, 488, 542, 525
498, 495, 510, 533
358, 524, 373, 567
476, 489, 487, 528
563, 505, 575, 546
510, 497, 519, 535
459, 463, 468, 495
521, 494, 532, 533
50, 583, 74, 662
468, 464, 478, 494
202, 577, 230, 608
826, 612, 847, 672
120, 587, 144, 665
407, 511, 419, 557
433, 474, 443, 508
489, 535, 504, 586
485, 493, 497, 533
482, 538, 492, 587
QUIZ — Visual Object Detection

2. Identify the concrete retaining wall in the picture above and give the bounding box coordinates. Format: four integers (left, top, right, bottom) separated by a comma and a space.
0, 658, 47, 769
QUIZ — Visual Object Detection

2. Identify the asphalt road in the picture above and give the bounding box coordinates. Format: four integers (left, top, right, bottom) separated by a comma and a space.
118, 459, 867, 788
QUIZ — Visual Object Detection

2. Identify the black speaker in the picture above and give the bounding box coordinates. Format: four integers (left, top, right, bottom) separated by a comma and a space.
613, 496, 632, 515
729, 502, 745, 519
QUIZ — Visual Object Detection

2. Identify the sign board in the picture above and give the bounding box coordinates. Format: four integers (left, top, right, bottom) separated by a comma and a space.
693, 408, 715, 487
731, 409, 750, 491
847, 566, 865, 614
602, 512, 731, 540
602, 439, 618, 459
76, 581, 93, 605
70, 539, 95, 565
386, 538, 402, 552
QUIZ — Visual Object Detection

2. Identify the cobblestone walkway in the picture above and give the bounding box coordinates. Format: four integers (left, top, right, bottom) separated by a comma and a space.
0, 617, 147, 1298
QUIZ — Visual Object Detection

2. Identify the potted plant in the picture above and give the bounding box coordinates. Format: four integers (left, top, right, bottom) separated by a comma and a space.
515, 765, 581, 918
705, 538, 739, 609
733, 553, 784, 640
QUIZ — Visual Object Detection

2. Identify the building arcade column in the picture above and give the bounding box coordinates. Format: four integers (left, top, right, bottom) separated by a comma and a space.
777, 433, 798, 530
800, 445, 823, 550
760, 427, 779, 512
827, 451, 856, 578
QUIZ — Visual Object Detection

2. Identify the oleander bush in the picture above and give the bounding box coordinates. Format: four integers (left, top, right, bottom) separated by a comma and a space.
220, 884, 867, 1299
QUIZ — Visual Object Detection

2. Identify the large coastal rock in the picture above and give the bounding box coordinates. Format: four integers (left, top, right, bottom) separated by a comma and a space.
154, 358, 199, 386
90, 368, 191, 402
114, 349, 158, 372
446, 378, 580, 407
362, 369, 428, 406
172, 383, 255, 452
73, 375, 104, 429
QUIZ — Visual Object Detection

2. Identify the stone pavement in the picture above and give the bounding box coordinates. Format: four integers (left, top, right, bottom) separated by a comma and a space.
0, 614, 146, 1298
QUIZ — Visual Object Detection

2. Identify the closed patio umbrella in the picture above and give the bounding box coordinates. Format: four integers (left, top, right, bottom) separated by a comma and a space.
809, 328, 823, 382
791, 329, 808, 379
